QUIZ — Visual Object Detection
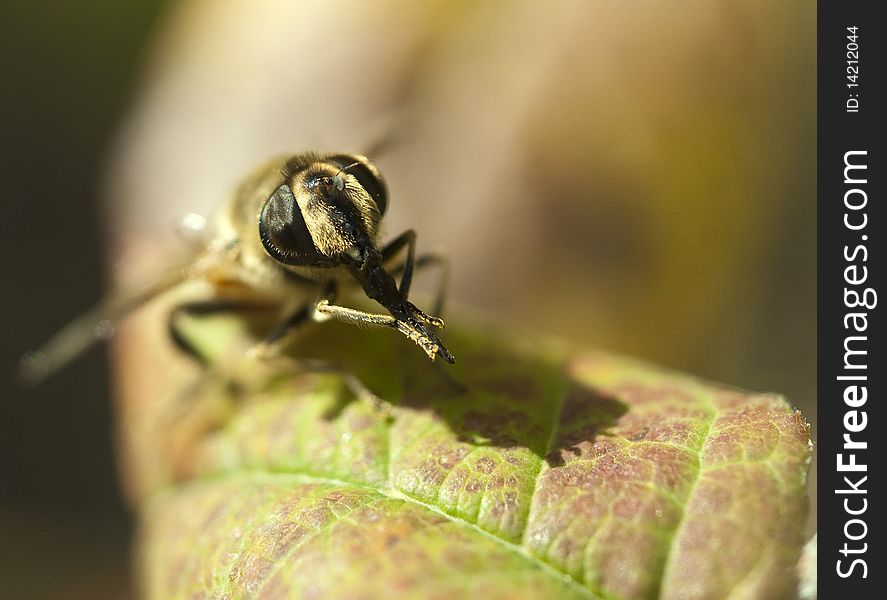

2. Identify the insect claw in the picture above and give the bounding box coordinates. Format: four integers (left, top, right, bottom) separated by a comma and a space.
406, 302, 446, 329
395, 315, 455, 364
424, 314, 446, 329
436, 344, 456, 364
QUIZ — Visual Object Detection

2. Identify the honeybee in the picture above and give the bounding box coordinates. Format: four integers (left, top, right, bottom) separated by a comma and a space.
20, 152, 454, 384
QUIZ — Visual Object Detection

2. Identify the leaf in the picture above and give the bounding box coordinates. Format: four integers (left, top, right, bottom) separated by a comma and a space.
126, 315, 811, 600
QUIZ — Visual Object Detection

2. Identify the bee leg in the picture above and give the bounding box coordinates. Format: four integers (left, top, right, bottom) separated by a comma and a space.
380, 229, 417, 299
168, 299, 275, 365
387, 252, 450, 317
313, 300, 452, 363
247, 282, 337, 359
310, 280, 398, 330
246, 305, 312, 360
381, 231, 449, 317
312, 301, 399, 328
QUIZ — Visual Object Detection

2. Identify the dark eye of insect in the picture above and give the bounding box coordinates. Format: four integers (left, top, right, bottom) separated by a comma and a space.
258, 184, 323, 265
327, 155, 388, 215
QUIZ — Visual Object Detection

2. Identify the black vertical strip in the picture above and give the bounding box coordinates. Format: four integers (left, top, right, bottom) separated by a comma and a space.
818, 0, 884, 595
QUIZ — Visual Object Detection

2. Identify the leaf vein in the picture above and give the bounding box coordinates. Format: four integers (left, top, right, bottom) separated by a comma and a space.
654, 391, 719, 599
200, 470, 599, 599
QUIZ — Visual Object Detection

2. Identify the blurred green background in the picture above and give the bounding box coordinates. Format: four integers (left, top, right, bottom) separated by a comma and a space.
1, 1, 815, 598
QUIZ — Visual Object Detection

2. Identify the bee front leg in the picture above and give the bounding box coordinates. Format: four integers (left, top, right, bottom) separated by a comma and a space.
386, 252, 450, 318
312, 300, 452, 363
311, 300, 399, 328
381, 230, 449, 317
380, 229, 417, 299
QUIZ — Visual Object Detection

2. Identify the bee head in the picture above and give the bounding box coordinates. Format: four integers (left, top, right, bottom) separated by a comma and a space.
259, 153, 388, 268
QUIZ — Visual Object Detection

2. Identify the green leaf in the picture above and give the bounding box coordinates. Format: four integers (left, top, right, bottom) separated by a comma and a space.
134, 319, 811, 599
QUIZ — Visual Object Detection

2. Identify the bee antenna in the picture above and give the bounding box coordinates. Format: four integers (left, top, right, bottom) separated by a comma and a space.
334, 160, 363, 179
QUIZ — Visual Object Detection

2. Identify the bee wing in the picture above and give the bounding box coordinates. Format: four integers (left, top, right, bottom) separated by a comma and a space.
19, 241, 239, 385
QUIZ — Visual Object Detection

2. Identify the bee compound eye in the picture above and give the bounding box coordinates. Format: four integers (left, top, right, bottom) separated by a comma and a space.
328, 155, 388, 215
259, 184, 320, 265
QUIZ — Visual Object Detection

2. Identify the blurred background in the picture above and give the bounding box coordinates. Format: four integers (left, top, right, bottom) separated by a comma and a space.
1, 1, 814, 597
